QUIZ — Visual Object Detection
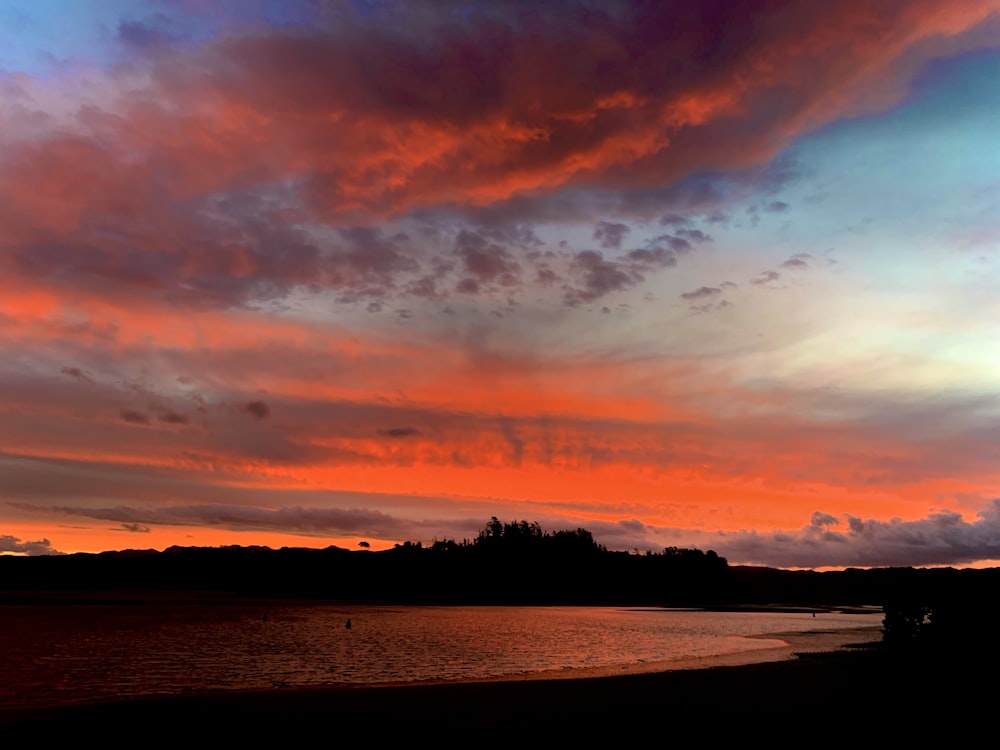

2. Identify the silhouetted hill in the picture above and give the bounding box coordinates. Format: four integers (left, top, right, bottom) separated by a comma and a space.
728, 564, 1000, 605
0, 518, 730, 605
3, 519, 1000, 610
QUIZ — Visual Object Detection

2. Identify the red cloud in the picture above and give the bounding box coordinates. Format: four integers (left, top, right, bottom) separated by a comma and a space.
0, 0, 996, 311
6, 2, 999, 220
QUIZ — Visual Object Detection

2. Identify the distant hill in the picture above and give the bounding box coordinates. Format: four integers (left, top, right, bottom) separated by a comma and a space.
0, 518, 730, 605
3, 518, 999, 612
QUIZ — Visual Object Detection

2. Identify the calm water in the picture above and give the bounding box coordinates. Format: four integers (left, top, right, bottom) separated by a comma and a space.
0, 605, 880, 711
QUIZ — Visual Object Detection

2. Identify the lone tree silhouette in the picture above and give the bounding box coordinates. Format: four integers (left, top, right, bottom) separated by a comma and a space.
358, 541, 370, 550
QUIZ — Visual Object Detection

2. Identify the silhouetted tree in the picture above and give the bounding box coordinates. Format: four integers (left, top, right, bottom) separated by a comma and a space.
882, 600, 931, 648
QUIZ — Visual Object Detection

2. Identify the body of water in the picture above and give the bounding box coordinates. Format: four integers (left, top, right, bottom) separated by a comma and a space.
0, 604, 881, 711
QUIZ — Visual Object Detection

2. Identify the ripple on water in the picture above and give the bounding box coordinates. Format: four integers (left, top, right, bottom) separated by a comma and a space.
0, 604, 882, 710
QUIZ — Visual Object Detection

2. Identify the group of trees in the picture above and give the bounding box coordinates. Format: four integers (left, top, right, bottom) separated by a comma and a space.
409, 518, 608, 557
7, 516, 999, 646
0, 517, 732, 605
367, 517, 732, 604
881, 594, 1000, 654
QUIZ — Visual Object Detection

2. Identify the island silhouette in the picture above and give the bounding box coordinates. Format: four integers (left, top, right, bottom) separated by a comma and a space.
3, 517, 998, 633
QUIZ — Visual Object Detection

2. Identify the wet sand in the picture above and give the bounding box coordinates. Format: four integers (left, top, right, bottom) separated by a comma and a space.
2, 626, 981, 741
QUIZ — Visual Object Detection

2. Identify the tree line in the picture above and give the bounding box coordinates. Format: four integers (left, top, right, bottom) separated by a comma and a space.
4, 518, 1000, 621
0, 517, 730, 605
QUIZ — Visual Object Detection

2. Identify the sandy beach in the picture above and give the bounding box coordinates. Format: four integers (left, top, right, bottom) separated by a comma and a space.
8, 625, 978, 742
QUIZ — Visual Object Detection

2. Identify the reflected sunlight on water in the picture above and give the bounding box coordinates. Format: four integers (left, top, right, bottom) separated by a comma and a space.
1, 605, 880, 710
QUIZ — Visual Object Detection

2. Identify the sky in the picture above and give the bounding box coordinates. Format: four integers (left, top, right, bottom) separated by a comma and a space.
1, 0, 998, 569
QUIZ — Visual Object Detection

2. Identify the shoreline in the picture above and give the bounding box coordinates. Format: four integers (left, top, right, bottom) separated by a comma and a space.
418, 624, 885, 685
9, 650, 967, 741
2, 625, 891, 738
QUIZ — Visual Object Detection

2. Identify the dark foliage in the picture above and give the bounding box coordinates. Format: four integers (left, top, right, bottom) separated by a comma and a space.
0, 517, 730, 606
728, 564, 1000, 657
5, 519, 1000, 636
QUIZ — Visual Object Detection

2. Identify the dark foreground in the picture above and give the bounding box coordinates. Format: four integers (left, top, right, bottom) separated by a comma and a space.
2, 643, 988, 742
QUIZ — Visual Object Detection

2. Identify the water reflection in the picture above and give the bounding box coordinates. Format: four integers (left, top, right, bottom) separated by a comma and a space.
1, 605, 879, 710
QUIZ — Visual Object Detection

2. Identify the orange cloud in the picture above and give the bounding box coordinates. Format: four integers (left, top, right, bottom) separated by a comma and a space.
3, 1, 996, 238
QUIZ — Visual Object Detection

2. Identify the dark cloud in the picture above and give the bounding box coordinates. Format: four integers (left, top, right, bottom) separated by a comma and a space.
243, 401, 271, 420
334, 227, 420, 284
675, 228, 713, 243
380, 427, 421, 438
120, 409, 150, 425
0, 534, 63, 556
406, 276, 439, 298
688, 299, 732, 314
650, 234, 694, 254
120, 522, 151, 533
751, 270, 781, 285
536, 500, 1000, 568
478, 225, 543, 249
536, 266, 560, 286
61, 367, 93, 383
593, 221, 631, 249
158, 411, 190, 424
713, 501, 1000, 568
681, 286, 722, 301
764, 201, 790, 212
781, 253, 812, 269
454, 230, 521, 287
625, 248, 677, 271
659, 213, 690, 227
499, 418, 524, 467
23, 502, 474, 542
810, 511, 839, 527
760, 151, 804, 192
9, 187, 328, 308
564, 250, 639, 305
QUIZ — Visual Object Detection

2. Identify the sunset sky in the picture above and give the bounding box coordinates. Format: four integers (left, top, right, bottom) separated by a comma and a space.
1, 0, 998, 568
